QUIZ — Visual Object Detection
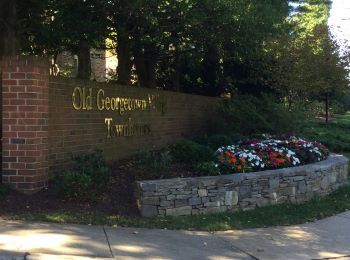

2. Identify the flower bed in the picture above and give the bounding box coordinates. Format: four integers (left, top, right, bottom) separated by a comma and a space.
134, 135, 350, 217
216, 135, 329, 174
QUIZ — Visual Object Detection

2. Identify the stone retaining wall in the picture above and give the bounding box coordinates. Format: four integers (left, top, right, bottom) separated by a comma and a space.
135, 154, 349, 217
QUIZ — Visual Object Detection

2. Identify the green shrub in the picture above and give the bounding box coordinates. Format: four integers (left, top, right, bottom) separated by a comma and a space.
170, 140, 215, 164
55, 150, 110, 201
71, 150, 109, 189
228, 133, 246, 143
220, 94, 308, 135
56, 171, 93, 200
192, 134, 245, 149
0, 183, 9, 198
194, 162, 220, 176
137, 150, 172, 179
207, 134, 233, 150
192, 135, 209, 146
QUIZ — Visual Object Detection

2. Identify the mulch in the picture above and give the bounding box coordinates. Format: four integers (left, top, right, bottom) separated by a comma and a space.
0, 152, 202, 217
0, 161, 141, 217
0, 157, 200, 217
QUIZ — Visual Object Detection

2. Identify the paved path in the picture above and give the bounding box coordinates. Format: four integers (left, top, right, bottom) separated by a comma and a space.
1, 212, 350, 259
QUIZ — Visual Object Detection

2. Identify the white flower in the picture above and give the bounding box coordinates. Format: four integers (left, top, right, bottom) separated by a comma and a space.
293, 158, 300, 164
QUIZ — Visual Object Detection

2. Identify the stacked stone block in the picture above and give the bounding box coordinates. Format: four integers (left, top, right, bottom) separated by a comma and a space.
136, 154, 349, 217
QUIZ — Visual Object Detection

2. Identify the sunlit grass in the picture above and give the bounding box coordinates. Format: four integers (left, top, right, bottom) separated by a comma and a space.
302, 113, 350, 152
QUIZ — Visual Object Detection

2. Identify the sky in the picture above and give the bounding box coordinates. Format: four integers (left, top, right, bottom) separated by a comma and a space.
328, 0, 350, 53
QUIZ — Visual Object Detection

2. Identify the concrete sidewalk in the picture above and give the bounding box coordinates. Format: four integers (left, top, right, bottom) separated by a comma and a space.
1, 212, 350, 260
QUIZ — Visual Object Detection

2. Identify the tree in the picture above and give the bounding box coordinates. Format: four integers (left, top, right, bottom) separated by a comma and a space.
47, 0, 107, 79
269, 34, 307, 108
220, 0, 290, 95
269, 1, 349, 122
0, 0, 19, 55
105, 0, 291, 94
303, 26, 349, 122
8, 0, 340, 102
1, 0, 53, 56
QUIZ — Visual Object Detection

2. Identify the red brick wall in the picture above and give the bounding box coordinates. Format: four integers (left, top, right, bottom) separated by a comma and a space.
0, 56, 49, 193
49, 77, 219, 174
0, 56, 219, 192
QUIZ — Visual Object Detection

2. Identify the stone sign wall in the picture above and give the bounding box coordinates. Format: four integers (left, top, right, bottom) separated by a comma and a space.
135, 154, 349, 217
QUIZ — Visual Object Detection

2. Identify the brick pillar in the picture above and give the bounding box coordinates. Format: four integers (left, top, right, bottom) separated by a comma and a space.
0, 56, 49, 194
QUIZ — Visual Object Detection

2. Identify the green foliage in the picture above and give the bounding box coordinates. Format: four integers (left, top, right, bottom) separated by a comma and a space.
221, 95, 308, 135
291, 0, 331, 40
229, 133, 246, 143
302, 114, 350, 152
56, 170, 93, 200
11, 0, 292, 95
170, 140, 215, 165
41, 0, 107, 53
194, 162, 220, 176
192, 134, 245, 149
0, 184, 10, 198
307, 100, 347, 117
207, 135, 234, 150
55, 150, 109, 201
58, 63, 76, 77
137, 150, 172, 179
10, 0, 348, 108
191, 135, 210, 146
270, 22, 349, 122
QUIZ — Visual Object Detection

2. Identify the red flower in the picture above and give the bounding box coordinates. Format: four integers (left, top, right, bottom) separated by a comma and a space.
275, 158, 285, 164
229, 156, 237, 163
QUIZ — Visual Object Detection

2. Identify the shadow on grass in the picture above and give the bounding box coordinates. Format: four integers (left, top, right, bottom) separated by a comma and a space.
5, 183, 350, 232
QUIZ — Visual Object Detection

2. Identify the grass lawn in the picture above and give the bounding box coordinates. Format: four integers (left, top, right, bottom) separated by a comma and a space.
1, 114, 350, 231
302, 112, 350, 153
6, 183, 350, 231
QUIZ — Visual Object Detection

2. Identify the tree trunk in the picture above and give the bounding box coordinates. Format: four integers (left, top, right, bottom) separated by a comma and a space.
203, 42, 219, 96
0, 0, 20, 55
51, 52, 59, 76
133, 43, 157, 88
171, 46, 181, 91
116, 31, 132, 85
134, 49, 147, 87
146, 50, 157, 88
77, 40, 91, 79
325, 93, 329, 123
287, 92, 293, 110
